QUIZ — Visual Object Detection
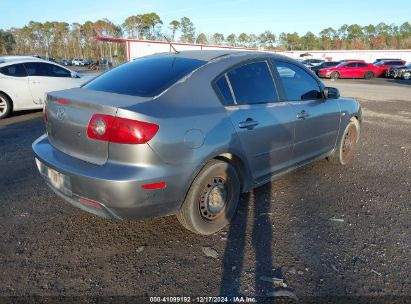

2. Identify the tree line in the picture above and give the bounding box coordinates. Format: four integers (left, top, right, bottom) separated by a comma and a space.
1, 13, 410, 60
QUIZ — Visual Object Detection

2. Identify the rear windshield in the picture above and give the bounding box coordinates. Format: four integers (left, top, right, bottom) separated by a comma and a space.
84, 56, 206, 97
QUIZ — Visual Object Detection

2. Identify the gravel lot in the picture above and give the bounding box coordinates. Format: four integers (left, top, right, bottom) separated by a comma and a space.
0, 78, 410, 302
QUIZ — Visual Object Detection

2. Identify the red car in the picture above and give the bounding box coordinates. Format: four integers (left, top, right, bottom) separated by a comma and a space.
373, 60, 406, 77
319, 61, 380, 79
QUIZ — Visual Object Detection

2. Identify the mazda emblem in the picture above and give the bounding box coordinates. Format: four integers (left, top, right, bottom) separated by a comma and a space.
56, 107, 66, 121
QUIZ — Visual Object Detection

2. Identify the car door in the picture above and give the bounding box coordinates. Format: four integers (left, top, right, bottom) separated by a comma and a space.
0, 63, 33, 109
271, 60, 340, 165
216, 60, 295, 182
24, 62, 79, 105
344, 62, 359, 78
356, 62, 369, 77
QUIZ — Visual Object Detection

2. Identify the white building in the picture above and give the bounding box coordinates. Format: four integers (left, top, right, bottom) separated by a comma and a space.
95, 36, 411, 63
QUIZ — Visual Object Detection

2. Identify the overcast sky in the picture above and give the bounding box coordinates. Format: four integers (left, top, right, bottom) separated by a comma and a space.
1, 0, 410, 36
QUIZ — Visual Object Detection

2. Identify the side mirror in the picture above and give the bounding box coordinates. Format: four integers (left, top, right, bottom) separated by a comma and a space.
323, 87, 340, 99
71, 71, 79, 78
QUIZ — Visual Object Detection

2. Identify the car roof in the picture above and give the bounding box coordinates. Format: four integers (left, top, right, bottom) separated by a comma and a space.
343, 61, 367, 64
0, 55, 41, 62
0, 57, 63, 68
146, 50, 283, 62
380, 59, 404, 62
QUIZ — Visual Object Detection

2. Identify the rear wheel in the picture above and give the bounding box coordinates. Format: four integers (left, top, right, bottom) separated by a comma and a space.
330, 72, 340, 80
364, 71, 374, 79
0, 93, 12, 119
403, 71, 411, 80
177, 160, 240, 235
328, 119, 360, 165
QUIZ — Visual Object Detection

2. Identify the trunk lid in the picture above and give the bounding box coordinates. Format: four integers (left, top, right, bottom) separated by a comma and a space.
46, 88, 151, 165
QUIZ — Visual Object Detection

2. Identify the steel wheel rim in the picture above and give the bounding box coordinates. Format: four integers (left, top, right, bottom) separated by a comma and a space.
0, 96, 7, 114
341, 125, 357, 163
199, 177, 230, 221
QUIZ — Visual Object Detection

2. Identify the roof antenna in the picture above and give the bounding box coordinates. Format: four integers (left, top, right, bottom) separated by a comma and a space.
164, 35, 180, 54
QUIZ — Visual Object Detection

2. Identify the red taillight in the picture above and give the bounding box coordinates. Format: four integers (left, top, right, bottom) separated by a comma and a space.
110, 117, 159, 144
87, 114, 159, 144
87, 114, 114, 141
57, 98, 70, 105
141, 181, 167, 190
79, 197, 102, 209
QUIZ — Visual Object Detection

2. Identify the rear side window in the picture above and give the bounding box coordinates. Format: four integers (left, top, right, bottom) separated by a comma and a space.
216, 76, 235, 105
0, 64, 27, 77
273, 60, 321, 101
357, 63, 368, 67
226, 61, 278, 105
84, 56, 206, 97
347, 63, 357, 67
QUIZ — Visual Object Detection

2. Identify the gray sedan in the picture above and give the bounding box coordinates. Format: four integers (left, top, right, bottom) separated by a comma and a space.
33, 50, 362, 235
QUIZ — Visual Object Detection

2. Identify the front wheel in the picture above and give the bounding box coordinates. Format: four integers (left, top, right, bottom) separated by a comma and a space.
177, 160, 240, 235
328, 119, 360, 165
330, 72, 340, 80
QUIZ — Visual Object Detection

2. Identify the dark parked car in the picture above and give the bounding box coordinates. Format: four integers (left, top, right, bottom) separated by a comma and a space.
387, 63, 411, 79
56, 59, 72, 66
372, 58, 401, 64
374, 60, 406, 77
33, 50, 362, 235
303, 58, 325, 65
339, 59, 366, 63
310, 61, 340, 75
84, 59, 94, 66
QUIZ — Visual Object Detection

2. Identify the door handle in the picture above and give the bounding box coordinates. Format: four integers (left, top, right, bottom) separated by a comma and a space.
297, 110, 310, 119
239, 118, 259, 129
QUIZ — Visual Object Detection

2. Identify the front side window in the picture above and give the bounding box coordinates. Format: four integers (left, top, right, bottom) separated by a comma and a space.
50, 65, 71, 77
0, 64, 27, 77
226, 61, 278, 105
273, 60, 322, 101
357, 63, 368, 67
84, 56, 206, 97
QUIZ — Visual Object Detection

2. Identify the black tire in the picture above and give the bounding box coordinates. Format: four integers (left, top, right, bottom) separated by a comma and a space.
0, 93, 12, 119
328, 119, 360, 165
364, 71, 374, 79
176, 159, 240, 235
330, 71, 340, 80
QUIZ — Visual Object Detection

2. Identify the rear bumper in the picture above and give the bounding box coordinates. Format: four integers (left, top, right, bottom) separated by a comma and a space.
32, 134, 193, 220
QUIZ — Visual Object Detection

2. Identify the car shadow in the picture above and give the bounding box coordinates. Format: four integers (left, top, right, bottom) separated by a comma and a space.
386, 78, 411, 86
0, 110, 43, 128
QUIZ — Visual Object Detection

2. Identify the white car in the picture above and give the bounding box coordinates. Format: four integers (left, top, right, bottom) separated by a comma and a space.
72, 59, 85, 66
0, 57, 93, 119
